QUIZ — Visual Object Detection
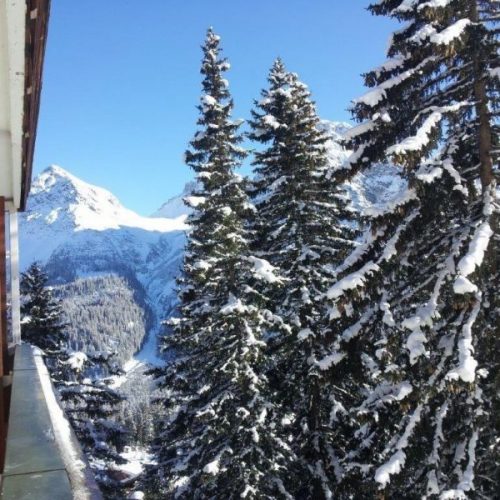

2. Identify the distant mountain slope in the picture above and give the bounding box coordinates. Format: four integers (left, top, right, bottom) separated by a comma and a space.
317, 120, 407, 214
20, 165, 188, 367
22, 165, 187, 265
55, 274, 152, 366
19, 122, 406, 369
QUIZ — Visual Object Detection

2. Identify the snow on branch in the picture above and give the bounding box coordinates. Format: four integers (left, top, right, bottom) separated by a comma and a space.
416, 138, 468, 195
409, 19, 471, 46
453, 221, 493, 294
247, 256, 283, 283
262, 114, 284, 130
457, 431, 478, 494
326, 262, 380, 300
353, 57, 436, 108
65, 351, 88, 372
392, 0, 418, 13
430, 19, 471, 45
380, 210, 418, 261
315, 352, 346, 371
429, 401, 449, 467
374, 405, 423, 488
343, 120, 376, 140
386, 103, 466, 156
361, 381, 414, 413
453, 275, 479, 295
386, 111, 443, 155
416, 163, 443, 184
440, 431, 478, 498
201, 94, 218, 110
342, 307, 376, 341
184, 196, 206, 208
375, 450, 406, 488
490, 67, 500, 80
220, 295, 251, 315
203, 458, 220, 475
372, 55, 407, 77
326, 198, 416, 305
417, 0, 454, 10
338, 143, 369, 172
446, 293, 481, 383
456, 222, 493, 277
401, 267, 447, 363
364, 188, 417, 218
330, 228, 383, 277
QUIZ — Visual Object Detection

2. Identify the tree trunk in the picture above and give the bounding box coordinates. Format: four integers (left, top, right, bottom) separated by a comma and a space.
470, 0, 494, 192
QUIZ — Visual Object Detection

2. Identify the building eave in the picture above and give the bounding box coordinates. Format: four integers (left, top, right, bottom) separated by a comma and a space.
0, 0, 50, 212
20, 0, 50, 211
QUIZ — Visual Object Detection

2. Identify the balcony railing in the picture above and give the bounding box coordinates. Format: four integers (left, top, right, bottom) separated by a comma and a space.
0, 344, 102, 499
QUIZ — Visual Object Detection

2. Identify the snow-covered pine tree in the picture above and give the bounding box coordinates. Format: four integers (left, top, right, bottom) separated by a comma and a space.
248, 60, 359, 498
323, 1, 498, 497
56, 351, 130, 498
20, 262, 67, 359
152, 29, 292, 499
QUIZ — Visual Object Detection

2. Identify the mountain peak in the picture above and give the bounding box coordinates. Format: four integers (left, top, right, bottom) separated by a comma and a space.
319, 120, 352, 140
151, 181, 197, 219
28, 166, 127, 230
26, 166, 188, 233
21, 165, 188, 274
43, 164, 73, 176
32, 165, 121, 207
34, 164, 89, 191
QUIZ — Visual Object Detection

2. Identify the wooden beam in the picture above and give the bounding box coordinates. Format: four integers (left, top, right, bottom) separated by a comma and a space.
20, 0, 51, 210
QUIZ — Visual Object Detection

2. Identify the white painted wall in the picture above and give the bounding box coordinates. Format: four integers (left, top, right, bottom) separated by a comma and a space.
9, 208, 21, 345
0, 0, 26, 210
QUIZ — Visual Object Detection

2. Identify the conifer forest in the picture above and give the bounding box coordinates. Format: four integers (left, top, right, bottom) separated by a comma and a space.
18, 1, 499, 499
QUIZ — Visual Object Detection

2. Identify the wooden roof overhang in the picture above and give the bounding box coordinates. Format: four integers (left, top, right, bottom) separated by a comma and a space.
0, 0, 50, 211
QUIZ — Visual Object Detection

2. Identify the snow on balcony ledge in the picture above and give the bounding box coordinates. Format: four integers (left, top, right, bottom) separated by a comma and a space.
1, 344, 102, 499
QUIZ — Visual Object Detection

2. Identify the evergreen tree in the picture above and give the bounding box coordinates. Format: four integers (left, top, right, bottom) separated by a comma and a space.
248, 60, 359, 498
152, 29, 292, 499
321, 1, 498, 497
20, 261, 66, 356
56, 350, 130, 498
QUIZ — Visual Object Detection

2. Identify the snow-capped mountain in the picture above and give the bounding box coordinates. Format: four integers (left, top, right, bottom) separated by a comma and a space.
318, 119, 352, 168
19, 122, 406, 369
20, 165, 188, 367
151, 181, 196, 219
318, 119, 407, 214
23, 165, 188, 264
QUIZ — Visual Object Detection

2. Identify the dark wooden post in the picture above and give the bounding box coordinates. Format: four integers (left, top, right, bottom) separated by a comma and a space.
0, 197, 7, 470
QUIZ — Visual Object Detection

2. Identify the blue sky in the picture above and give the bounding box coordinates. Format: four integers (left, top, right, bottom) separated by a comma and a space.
34, 0, 398, 215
